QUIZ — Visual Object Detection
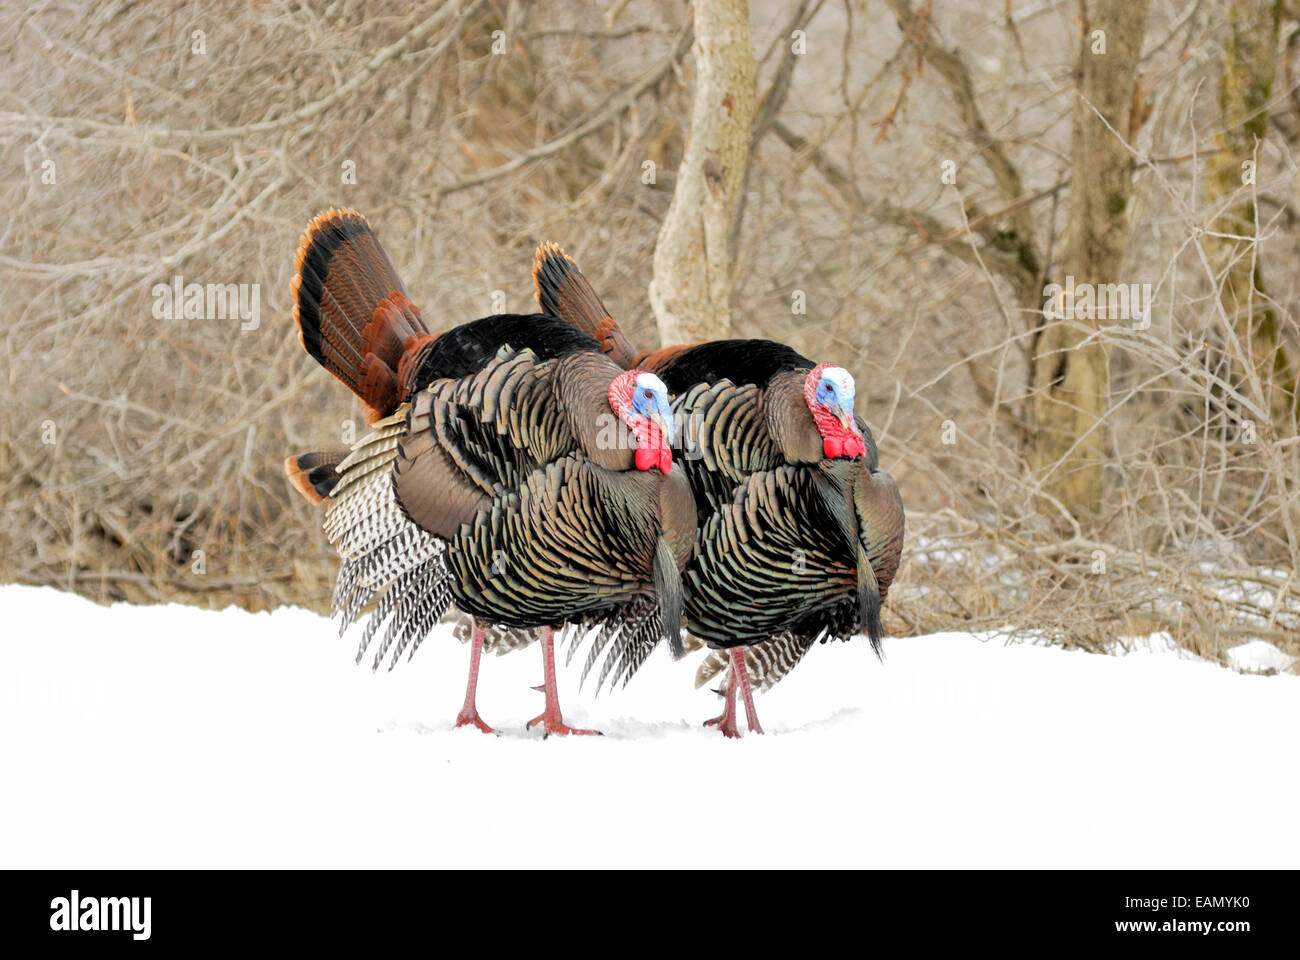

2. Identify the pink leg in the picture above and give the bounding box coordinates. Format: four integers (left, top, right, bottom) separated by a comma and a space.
732, 648, 764, 735
454, 624, 494, 733
704, 651, 742, 738
526, 627, 601, 738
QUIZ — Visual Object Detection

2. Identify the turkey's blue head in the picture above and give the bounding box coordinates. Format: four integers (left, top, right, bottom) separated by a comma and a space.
804, 364, 866, 460
609, 370, 675, 473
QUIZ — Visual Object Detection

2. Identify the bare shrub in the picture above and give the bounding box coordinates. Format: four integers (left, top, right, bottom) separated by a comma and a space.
2, 0, 1296, 670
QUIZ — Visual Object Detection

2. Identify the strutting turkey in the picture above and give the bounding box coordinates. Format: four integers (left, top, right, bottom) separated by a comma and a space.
532, 243, 905, 737
283, 210, 696, 736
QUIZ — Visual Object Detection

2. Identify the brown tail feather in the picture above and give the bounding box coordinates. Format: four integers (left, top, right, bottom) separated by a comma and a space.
532, 242, 640, 369
634, 342, 703, 374
284, 450, 349, 505
291, 208, 435, 421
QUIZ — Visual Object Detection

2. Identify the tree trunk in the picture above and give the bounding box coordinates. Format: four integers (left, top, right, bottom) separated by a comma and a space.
1209, 0, 1296, 427
1031, 0, 1150, 520
648, 0, 755, 345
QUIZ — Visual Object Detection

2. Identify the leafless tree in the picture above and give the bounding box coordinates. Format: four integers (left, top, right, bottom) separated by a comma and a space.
2, 0, 1296, 666
648, 0, 755, 343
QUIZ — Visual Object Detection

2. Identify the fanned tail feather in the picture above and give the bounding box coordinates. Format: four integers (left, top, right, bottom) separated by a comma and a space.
291, 208, 435, 422
531, 241, 639, 368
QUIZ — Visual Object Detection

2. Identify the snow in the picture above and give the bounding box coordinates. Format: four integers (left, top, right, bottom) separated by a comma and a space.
1, 584, 1296, 869
1224, 639, 1297, 674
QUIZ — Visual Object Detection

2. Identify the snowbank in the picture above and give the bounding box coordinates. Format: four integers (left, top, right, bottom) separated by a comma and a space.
1, 585, 1295, 868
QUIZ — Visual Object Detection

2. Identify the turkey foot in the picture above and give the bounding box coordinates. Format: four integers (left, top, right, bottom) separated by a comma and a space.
704, 652, 742, 738
454, 623, 495, 734
732, 648, 764, 735
705, 648, 762, 737
526, 626, 601, 738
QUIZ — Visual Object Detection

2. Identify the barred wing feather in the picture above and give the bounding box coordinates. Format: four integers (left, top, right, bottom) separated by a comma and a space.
322, 411, 452, 670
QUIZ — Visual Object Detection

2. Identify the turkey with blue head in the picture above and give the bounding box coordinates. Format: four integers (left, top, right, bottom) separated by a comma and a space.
531, 242, 905, 736
283, 210, 695, 737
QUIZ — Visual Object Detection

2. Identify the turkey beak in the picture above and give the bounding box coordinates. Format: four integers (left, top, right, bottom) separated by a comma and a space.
649, 408, 674, 444
826, 399, 854, 433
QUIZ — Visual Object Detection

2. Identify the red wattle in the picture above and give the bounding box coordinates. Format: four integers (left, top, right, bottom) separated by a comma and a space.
806, 365, 867, 462
635, 444, 657, 471
659, 448, 673, 474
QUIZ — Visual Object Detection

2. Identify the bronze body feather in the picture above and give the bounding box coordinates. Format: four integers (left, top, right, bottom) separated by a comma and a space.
531, 244, 905, 728
284, 210, 695, 735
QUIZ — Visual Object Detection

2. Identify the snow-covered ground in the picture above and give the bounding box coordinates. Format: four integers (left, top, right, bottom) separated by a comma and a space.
1, 584, 1295, 868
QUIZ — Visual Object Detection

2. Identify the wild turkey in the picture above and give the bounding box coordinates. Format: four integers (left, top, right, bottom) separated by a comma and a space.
283, 210, 695, 736
532, 243, 905, 736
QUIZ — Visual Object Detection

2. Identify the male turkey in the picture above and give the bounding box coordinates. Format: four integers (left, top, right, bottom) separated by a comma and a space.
283, 210, 695, 736
532, 244, 905, 736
